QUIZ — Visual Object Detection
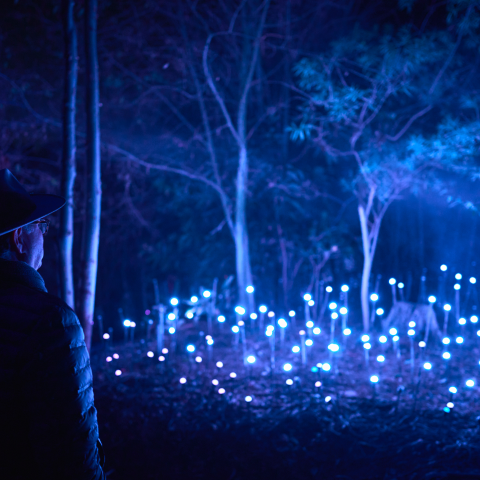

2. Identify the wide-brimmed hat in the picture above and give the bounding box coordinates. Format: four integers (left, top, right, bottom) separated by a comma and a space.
0, 169, 65, 236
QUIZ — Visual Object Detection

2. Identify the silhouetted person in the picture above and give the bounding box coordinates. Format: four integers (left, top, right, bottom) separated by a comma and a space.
0, 169, 105, 479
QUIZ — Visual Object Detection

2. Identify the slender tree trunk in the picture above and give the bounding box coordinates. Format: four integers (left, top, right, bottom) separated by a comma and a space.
59, 0, 77, 310
359, 205, 372, 332
78, 0, 102, 351
235, 145, 253, 311
359, 203, 385, 332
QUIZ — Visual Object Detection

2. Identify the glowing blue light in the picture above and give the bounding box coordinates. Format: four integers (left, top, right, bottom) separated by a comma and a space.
329, 302, 337, 310
341, 285, 349, 292
409, 321, 416, 328
444, 304, 452, 312
444, 407, 451, 413
313, 327, 321, 335
186, 344, 195, 353
292, 346, 300, 353
207, 338, 214, 345
322, 363, 331, 372
447, 402, 454, 408
449, 386, 457, 394
419, 341, 426, 348
168, 327, 175, 334
303, 293, 312, 301
218, 315, 226, 323
456, 337, 464, 344
343, 328, 351, 336
389, 328, 397, 336
424, 362, 432, 370
376, 308, 384, 316
235, 306, 246, 315
379, 336, 387, 343
370, 293, 379, 302
361, 334, 370, 342
308, 300, 314, 307
283, 363, 293, 372
389, 278, 396, 285
123, 319, 131, 327
443, 337, 450, 345
326, 286, 333, 293
103, 333, 110, 340
459, 318, 466, 325
306, 320, 314, 328
428, 296, 436, 303
454, 284, 461, 290
470, 277, 477, 284
377, 355, 385, 362
278, 318, 287, 328
250, 313, 258, 320
443, 352, 451, 360
232, 326, 239, 333
168, 313, 176, 321
455, 273, 462, 280
245, 396, 253, 402
393, 335, 399, 342
398, 283, 404, 289
466, 379, 475, 387
191, 296, 198, 303
246, 286, 254, 293
203, 290, 211, 298
170, 298, 179, 306
328, 344, 339, 352
147, 351, 154, 358
288, 310, 295, 317
340, 307, 348, 315
407, 329, 415, 336
247, 355, 256, 364
370, 375, 379, 383
441, 265, 447, 272
471, 316, 479, 323
259, 305, 267, 313
331, 312, 339, 319
306, 339, 313, 346
364, 343, 371, 350
311, 366, 318, 373
186, 311, 194, 319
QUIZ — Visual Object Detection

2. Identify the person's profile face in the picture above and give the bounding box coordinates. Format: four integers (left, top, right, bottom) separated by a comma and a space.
20, 224, 44, 270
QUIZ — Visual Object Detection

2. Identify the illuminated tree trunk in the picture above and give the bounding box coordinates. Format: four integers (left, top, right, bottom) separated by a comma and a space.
235, 146, 254, 311
358, 194, 384, 333
78, 0, 102, 351
359, 205, 372, 332
59, 0, 77, 310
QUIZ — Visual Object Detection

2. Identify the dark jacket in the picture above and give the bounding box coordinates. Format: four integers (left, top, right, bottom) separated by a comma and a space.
0, 259, 105, 479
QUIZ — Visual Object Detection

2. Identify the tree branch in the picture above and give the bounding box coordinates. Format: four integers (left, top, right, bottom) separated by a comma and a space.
385, 105, 433, 142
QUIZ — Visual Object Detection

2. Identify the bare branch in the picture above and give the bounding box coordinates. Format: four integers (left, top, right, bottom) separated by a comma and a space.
237, 0, 271, 140
385, 105, 433, 142
202, 32, 240, 144
429, 5, 471, 95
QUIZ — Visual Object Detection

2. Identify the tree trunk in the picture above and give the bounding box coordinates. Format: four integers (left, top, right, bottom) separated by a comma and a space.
358, 205, 372, 332
235, 146, 254, 311
78, 0, 102, 351
59, 0, 77, 310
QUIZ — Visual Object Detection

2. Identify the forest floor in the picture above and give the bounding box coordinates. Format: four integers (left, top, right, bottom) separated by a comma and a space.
92, 325, 480, 480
